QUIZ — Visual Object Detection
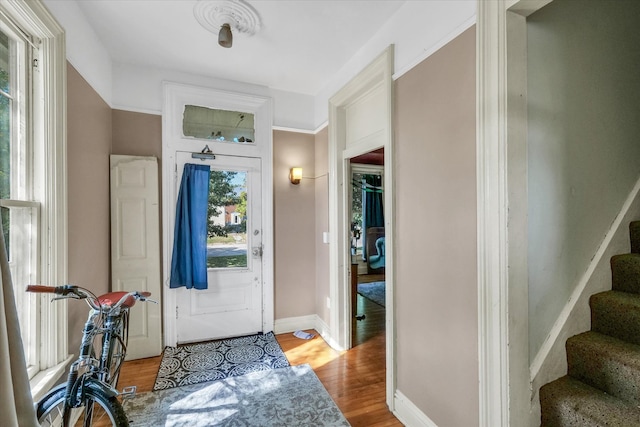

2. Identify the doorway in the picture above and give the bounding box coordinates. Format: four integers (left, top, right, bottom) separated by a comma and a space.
350, 157, 385, 347
328, 46, 395, 406
162, 83, 274, 348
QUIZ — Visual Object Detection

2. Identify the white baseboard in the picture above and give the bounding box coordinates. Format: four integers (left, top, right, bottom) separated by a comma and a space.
274, 314, 346, 351
529, 175, 640, 422
393, 390, 438, 427
273, 315, 317, 334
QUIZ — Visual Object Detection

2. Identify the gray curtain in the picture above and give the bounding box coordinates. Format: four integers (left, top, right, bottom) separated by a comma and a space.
0, 221, 39, 426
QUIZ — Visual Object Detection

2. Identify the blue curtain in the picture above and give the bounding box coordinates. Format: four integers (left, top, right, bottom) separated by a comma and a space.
170, 163, 210, 289
362, 174, 384, 260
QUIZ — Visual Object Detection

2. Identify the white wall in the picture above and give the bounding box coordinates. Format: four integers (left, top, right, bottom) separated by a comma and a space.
527, 0, 640, 361
111, 62, 316, 131
43, 0, 113, 106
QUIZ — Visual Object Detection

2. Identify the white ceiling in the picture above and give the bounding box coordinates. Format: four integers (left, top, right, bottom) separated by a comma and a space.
73, 0, 408, 96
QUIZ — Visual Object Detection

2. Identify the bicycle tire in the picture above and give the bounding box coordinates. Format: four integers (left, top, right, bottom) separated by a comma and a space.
36, 383, 129, 427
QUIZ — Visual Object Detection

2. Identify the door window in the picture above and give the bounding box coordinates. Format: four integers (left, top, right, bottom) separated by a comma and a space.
207, 169, 248, 269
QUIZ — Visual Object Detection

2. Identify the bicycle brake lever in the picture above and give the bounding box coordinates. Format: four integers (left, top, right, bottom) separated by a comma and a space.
143, 298, 159, 304
51, 294, 81, 302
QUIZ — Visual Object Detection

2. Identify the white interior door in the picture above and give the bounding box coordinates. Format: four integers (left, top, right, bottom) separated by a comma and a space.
110, 155, 163, 360
174, 151, 262, 343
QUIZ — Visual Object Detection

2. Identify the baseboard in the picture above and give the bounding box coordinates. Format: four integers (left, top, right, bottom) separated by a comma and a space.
393, 390, 439, 427
273, 315, 317, 334
529, 175, 640, 421
314, 315, 345, 351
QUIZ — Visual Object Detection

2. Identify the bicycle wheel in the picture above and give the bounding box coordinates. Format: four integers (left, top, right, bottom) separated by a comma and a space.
37, 383, 129, 427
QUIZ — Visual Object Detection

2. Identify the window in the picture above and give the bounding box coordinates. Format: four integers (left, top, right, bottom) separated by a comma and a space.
0, 1, 67, 400
0, 13, 40, 379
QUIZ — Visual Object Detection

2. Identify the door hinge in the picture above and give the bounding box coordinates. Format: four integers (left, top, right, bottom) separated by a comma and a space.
32, 58, 38, 69
176, 306, 178, 319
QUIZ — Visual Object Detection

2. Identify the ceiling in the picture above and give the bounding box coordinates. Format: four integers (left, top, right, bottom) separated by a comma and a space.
73, 0, 408, 96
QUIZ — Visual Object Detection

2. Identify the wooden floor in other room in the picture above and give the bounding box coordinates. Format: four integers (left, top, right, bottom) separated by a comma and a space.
117, 295, 401, 426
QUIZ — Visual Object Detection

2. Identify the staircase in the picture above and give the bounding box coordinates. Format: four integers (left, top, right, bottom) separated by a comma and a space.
540, 221, 640, 426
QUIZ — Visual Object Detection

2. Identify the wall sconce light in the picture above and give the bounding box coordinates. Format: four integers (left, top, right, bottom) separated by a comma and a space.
290, 167, 302, 185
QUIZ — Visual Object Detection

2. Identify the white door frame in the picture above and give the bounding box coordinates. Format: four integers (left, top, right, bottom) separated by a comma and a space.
161, 82, 274, 347
328, 46, 396, 407
477, 1, 553, 425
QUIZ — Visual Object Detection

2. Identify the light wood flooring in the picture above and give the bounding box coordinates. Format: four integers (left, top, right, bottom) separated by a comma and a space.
116, 275, 400, 426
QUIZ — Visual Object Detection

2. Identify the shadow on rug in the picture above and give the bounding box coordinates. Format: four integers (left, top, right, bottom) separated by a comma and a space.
357, 281, 385, 307
125, 364, 350, 426
153, 332, 290, 391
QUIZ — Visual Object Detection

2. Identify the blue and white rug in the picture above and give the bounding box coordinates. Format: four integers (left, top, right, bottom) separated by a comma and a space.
125, 364, 350, 426
357, 281, 386, 307
153, 332, 290, 391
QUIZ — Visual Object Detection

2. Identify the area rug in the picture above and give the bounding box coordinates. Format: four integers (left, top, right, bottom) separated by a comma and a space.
357, 281, 385, 307
125, 364, 350, 426
153, 332, 290, 391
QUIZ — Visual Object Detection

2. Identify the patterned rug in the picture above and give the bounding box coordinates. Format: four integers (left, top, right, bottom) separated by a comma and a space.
125, 364, 350, 426
357, 281, 385, 307
153, 332, 290, 391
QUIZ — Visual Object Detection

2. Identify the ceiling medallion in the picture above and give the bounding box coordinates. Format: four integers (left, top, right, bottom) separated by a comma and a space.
194, 0, 262, 37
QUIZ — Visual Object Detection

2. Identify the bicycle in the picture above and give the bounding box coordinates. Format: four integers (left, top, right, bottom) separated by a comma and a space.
27, 284, 156, 427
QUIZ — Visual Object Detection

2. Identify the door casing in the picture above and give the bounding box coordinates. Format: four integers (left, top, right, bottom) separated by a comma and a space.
328, 46, 396, 408
162, 83, 274, 347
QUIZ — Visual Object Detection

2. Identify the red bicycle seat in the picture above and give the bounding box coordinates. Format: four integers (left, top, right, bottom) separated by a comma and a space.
98, 291, 150, 309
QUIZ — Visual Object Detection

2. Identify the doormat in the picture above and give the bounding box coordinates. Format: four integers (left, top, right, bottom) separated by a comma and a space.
153, 332, 290, 391
357, 281, 385, 307
126, 364, 350, 426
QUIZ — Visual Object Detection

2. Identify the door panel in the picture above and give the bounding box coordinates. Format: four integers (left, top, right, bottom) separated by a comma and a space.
174, 152, 262, 343
110, 155, 162, 360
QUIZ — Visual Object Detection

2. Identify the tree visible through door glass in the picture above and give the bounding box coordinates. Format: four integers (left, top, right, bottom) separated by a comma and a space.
207, 170, 248, 269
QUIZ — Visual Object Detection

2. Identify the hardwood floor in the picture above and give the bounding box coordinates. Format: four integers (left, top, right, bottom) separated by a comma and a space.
117, 279, 400, 426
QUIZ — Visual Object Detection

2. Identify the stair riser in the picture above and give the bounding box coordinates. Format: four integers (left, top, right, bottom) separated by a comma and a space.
611, 254, 640, 293
567, 338, 640, 404
591, 296, 640, 346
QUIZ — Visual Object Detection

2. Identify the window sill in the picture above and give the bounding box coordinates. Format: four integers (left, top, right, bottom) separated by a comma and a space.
30, 355, 73, 402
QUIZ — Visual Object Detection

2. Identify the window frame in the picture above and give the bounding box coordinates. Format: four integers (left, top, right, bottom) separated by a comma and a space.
0, 0, 68, 401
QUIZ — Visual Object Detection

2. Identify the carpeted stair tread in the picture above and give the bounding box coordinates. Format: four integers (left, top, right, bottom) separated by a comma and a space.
591, 291, 640, 345
631, 221, 640, 254
611, 253, 640, 294
567, 331, 640, 405
540, 376, 640, 427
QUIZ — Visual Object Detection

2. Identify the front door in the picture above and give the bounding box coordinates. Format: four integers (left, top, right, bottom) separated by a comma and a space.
174, 151, 263, 343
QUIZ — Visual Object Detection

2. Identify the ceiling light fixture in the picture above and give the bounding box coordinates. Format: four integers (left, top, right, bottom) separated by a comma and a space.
194, 0, 261, 49
218, 23, 233, 48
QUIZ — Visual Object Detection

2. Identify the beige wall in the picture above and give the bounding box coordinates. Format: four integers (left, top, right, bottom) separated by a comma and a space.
273, 130, 317, 319
314, 127, 330, 323
67, 63, 112, 356
394, 26, 478, 426
112, 110, 162, 159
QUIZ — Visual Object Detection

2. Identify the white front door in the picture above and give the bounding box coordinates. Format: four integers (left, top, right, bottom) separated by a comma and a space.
110, 155, 163, 360
174, 152, 263, 343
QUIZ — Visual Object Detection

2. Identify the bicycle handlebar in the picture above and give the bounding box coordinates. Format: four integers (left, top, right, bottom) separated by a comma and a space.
26, 284, 153, 311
